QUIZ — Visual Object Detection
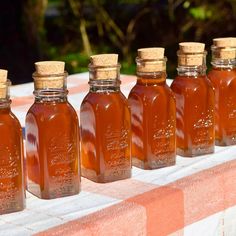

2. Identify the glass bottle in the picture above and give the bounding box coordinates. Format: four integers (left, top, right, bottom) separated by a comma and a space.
0, 69, 25, 214
80, 54, 131, 183
25, 61, 80, 199
128, 48, 176, 169
208, 37, 236, 146
171, 43, 215, 157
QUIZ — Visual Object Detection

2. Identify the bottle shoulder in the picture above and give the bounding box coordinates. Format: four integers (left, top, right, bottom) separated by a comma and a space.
129, 82, 175, 100
208, 68, 236, 83
0, 110, 22, 136
10, 111, 22, 128
28, 100, 74, 111
81, 91, 128, 109
26, 101, 78, 122
171, 75, 212, 89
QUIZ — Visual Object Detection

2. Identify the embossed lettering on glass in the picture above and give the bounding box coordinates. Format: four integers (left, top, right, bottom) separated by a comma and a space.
171, 42, 215, 157
80, 54, 131, 182
208, 37, 236, 146
0, 69, 25, 214
128, 48, 176, 169
25, 61, 80, 199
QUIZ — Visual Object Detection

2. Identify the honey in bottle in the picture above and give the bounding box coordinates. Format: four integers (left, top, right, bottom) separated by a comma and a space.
171, 43, 215, 157
0, 69, 25, 214
80, 54, 131, 183
25, 61, 80, 199
128, 48, 176, 169
208, 37, 236, 146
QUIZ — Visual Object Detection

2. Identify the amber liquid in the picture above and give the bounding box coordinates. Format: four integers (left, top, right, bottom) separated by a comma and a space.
0, 106, 25, 214
26, 100, 80, 199
128, 75, 176, 169
80, 91, 131, 183
208, 67, 236, 145
171, 75, 215, 156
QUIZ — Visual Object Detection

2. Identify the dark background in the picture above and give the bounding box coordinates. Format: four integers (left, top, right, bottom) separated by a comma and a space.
0, 0, 236, 84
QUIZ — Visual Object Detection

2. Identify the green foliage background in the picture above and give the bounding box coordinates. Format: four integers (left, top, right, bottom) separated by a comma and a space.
11, 0, 236, 81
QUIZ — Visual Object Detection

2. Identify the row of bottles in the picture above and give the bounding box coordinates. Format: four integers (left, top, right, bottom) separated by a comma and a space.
0, 37, 236, 215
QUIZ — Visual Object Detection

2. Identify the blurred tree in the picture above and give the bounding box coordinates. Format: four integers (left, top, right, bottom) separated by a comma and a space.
92, 0, 151, 64
0, 1, 49, 84
67, 0, 92, 56
23, 0, 48, 58
0, 0, 236, 83
44, 0, 235, 76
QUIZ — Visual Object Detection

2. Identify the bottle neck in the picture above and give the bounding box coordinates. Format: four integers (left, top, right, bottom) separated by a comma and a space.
89, 79, 120, 93
33, 89, 68, 102
33, 71, 68, 102
88, 64, 121, 93
211, 46, 236, 69
0, 79, 11, 111
136, 57, 167, 85
137, 71, 166, 85
211, 58, 236, 69
177, 65, 206, 77
177, 50, 207, 77
0, 99, 11, 112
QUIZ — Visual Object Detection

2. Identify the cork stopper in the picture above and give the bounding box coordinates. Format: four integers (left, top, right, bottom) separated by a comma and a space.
34, 61, 66, 89
0, 69, 8, 99
212, 38, 236, 59
137, 48, 166, 72
179, 42, 205, 53
90, 54, 119, 80
213, 37, 236, 48
178, 42, 205, 66
138, 47, 164, 59
0, 70, 7, 83
214, 48, 236, 60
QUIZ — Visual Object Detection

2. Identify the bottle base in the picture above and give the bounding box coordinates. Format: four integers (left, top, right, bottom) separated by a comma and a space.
82, 168, 131, 183
215, 139, 236, 146
132, 157, 176, 170
0, 203, 25, 215
177, 146, 214, 157
27, 180, 80, 199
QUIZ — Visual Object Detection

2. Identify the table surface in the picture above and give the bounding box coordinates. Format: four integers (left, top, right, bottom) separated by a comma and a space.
1, 73, 236, 236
